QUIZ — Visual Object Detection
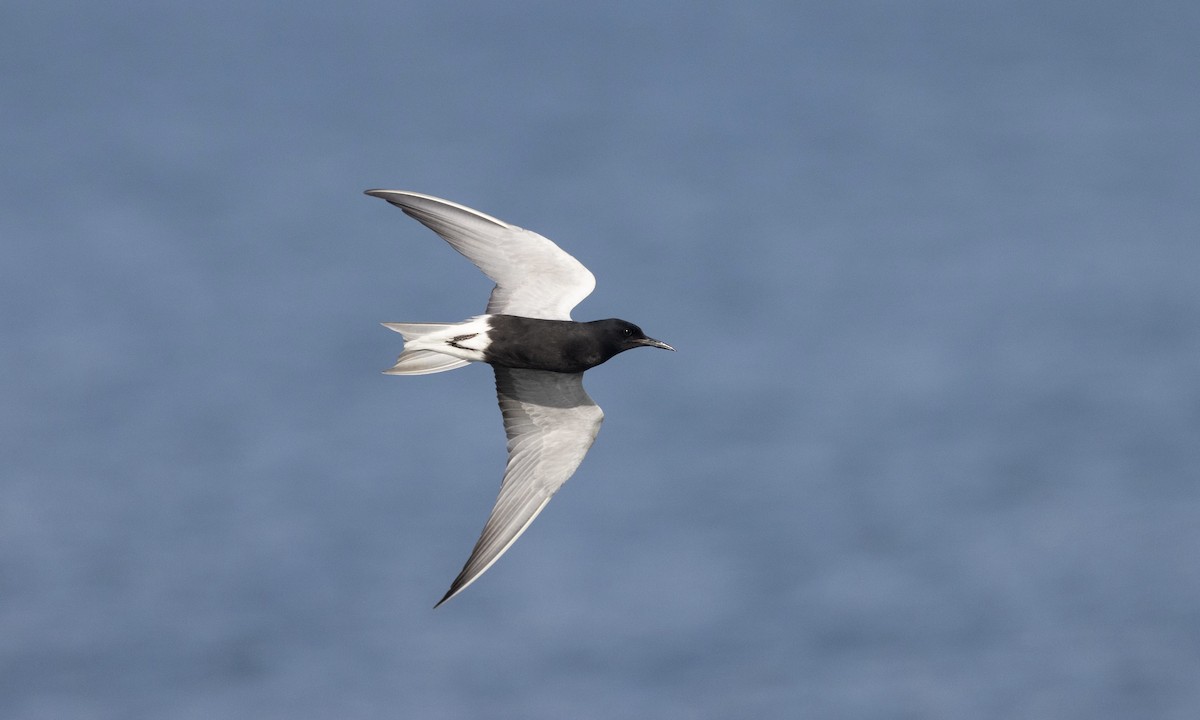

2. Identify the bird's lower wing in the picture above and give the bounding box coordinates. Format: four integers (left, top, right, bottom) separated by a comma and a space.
435, 367, 604, 606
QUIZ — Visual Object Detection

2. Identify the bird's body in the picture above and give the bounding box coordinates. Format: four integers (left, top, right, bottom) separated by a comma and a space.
367, 190, 672, 606
389, 314, 662, 374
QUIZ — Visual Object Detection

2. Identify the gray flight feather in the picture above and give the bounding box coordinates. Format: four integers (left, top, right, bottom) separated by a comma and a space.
435, 367, 604, 606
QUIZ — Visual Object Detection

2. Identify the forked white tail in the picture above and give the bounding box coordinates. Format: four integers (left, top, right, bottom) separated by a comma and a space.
381, 322, 472, 375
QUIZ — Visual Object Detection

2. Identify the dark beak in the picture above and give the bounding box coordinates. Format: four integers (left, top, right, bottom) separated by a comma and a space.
635, 336, 675, 351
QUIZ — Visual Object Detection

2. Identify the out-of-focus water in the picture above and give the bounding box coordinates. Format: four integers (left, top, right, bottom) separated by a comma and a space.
3, 1, 1198, 718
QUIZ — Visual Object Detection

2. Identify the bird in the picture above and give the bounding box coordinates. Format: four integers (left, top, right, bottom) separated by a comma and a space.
366, 190, 674, 606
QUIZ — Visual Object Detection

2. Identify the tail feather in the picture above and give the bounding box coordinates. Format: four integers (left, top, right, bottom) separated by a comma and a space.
382, 322, 458, 340
385, 350, 470, 375
381, 322, 471, 375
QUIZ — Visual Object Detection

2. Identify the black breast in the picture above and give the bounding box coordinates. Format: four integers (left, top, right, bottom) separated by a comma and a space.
483, 315, 613, 373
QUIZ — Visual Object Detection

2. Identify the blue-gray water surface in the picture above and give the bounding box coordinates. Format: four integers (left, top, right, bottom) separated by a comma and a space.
3, 1, 1198, 718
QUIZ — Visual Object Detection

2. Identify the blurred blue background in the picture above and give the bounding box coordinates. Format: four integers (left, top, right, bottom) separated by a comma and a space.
3, 1, 1199, 717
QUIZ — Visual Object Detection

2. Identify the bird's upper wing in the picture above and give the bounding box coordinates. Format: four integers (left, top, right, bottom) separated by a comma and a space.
435, 366, 604, 606
365, 190, 596, 320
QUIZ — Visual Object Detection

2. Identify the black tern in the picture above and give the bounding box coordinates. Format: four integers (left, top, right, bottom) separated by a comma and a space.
367, 190, 673, 606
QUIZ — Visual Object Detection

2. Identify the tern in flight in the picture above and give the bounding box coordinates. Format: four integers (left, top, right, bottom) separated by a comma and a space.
367, 190, 673, 606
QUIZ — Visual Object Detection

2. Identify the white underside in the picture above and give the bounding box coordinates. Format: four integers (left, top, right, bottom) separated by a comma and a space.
382, 316, 493, 374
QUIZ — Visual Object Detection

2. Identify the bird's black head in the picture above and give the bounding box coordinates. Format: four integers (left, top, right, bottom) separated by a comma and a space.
592, 319, 675, 356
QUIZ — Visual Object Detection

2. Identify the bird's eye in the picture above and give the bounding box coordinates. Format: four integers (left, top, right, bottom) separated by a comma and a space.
623, 328, 633, 336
